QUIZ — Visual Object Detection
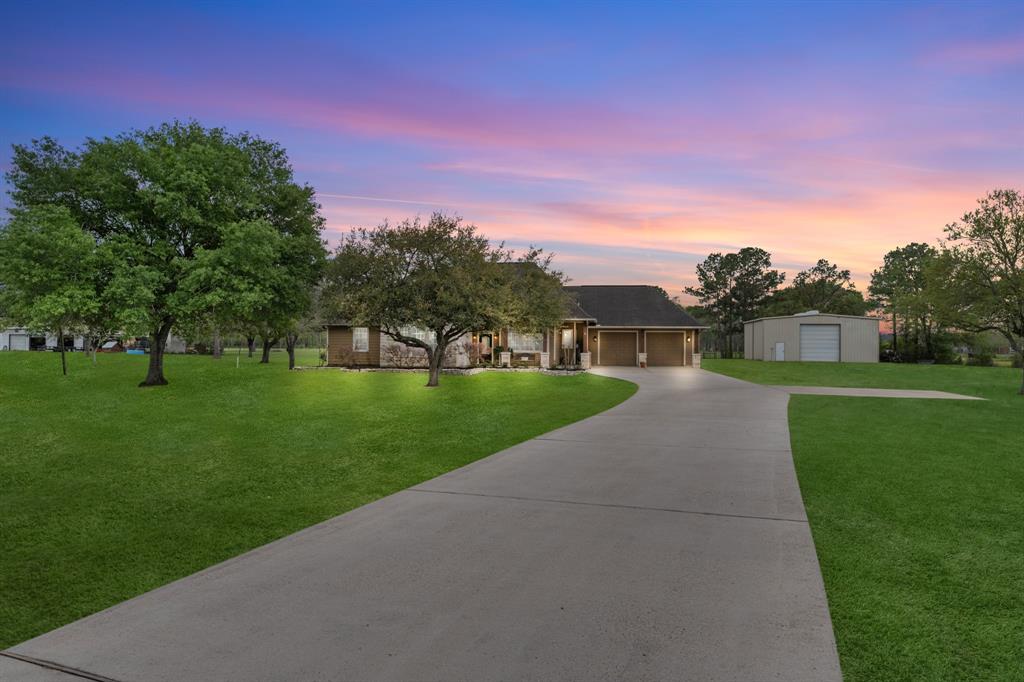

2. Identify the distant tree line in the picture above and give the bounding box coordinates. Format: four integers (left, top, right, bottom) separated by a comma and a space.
684, 189, 1023, 394
684, 251, 871, 358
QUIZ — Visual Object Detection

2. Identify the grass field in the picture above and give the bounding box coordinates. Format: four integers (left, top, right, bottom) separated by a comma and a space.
0, 350, 636, 648
704, 360, 1023, 681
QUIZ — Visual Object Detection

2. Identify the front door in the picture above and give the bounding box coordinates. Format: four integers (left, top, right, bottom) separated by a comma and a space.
560, 328, 575, 365
479, 333, 493, 361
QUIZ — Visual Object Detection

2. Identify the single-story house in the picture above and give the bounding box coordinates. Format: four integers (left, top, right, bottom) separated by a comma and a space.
326, 285, 706, 369
743, 311, 879, 362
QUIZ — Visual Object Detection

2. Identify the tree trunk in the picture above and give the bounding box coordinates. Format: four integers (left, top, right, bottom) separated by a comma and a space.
892, 311, 898, 356
247, 336, 256, 358
260, 337, 277, 364
212, 327, 222, 359
58, 327, 67, 376
140, 321, 173, 387
1013, 342, 1024, 396
286, 333, 298, 370
426, 341, 447, 387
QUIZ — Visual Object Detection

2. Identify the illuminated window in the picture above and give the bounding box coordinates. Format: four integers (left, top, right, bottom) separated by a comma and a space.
507, 330, 543, 352
352, 327, 369, 352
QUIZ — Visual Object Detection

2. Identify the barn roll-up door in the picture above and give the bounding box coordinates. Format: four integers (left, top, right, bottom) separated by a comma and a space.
799, 325, 840, 362
8, 333, 29, 351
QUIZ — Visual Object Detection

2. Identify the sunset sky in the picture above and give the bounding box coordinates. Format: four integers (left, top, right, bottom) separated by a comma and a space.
2, 1, 1021, 301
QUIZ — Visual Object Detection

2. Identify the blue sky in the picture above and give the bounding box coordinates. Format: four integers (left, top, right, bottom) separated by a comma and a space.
3, 1, 1022, 297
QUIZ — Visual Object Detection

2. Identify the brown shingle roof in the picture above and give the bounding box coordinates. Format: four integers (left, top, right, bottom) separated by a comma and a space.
564, 285, 703, 327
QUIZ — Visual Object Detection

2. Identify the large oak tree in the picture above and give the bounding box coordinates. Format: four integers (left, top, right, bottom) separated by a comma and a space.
0, 206, 99, 375
6, 121, 324, 386
325, 213, 566, 386
928, 189, 1024, 394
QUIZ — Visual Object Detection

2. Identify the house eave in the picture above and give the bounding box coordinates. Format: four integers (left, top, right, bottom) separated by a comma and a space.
591, 324, 708, 329
743, 314, 879, 325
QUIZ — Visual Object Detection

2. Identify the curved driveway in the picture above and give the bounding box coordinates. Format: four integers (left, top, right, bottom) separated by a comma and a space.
2, 368, 841, 681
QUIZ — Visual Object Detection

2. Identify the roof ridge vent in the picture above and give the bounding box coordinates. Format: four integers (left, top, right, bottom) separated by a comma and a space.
793, 310, 820, 317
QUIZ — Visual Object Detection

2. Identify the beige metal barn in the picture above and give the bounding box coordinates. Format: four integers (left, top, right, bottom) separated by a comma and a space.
743, 311, 879, 363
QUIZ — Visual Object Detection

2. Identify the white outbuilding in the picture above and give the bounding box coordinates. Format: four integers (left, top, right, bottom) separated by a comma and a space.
2, 327, 86, 352
743, 311, 879, 363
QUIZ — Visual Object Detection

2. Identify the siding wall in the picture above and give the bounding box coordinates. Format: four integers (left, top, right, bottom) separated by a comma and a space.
327, 326, 476, 368
326, 325, 381, 366
744, 315, 879, 363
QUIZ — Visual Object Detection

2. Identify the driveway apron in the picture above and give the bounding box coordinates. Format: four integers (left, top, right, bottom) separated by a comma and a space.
2, 368, 841, 681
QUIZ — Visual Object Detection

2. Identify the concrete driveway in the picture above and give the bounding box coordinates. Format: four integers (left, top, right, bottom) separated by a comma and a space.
2, 368, 841, 681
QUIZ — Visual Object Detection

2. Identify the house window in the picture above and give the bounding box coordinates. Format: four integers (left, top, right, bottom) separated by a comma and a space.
507, 330, 543, 352
352, 327, 369, 352
398, 325, 433, 346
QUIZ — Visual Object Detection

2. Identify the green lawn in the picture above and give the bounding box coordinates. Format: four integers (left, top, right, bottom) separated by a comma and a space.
704, 359, 1023, 681
0, 351, 635, 648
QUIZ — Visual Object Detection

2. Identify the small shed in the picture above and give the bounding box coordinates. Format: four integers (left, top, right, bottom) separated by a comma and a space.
743, 311, 879, 363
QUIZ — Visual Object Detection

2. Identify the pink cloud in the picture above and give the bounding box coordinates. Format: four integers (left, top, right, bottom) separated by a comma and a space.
315, 174, 989, 301
925, 35, 1024, 70
3, 23, 1016, 305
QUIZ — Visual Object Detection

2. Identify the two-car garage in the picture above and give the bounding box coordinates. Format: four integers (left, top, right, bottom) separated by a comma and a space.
565, 285, 706, 367
593, 330, 695, 367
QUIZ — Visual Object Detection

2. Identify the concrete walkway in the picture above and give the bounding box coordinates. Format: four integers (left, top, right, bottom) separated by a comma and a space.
774, 385, 984, 400
1, 368, 841, 682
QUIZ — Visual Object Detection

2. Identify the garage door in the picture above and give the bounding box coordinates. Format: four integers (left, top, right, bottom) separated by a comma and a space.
800, 325, 840, 362
8, 333, 29, 351
646, 332, 685, 366
597, 331, 637, 366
